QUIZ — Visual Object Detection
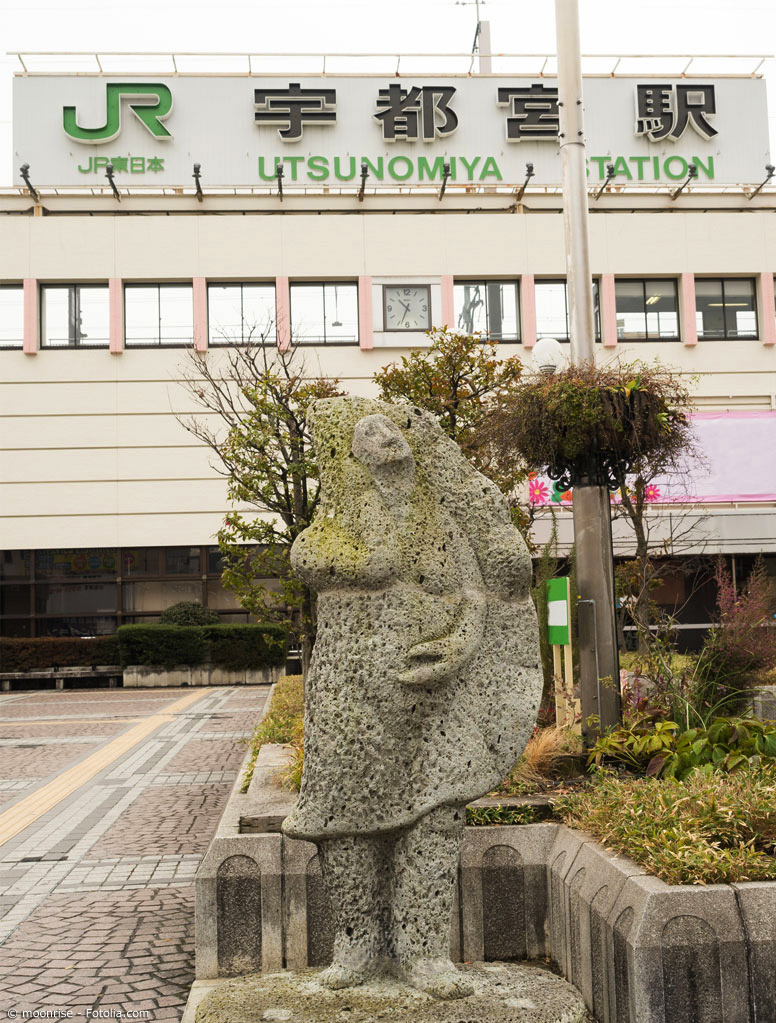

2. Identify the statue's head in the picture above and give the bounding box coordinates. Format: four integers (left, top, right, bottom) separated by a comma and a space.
351, 413, 413, 473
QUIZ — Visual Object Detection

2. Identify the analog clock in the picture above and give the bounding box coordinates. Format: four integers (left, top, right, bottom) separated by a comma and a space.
383, 285, 432, 331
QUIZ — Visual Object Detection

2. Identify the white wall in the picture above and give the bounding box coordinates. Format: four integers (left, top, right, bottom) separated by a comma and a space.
1, 205, 775, 552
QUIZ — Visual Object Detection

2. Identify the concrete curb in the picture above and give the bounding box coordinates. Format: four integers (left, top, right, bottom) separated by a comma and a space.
194, 749, 776, 1022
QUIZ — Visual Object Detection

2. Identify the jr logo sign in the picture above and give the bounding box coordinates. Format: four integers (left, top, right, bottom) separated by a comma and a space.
63, 83, 173, 144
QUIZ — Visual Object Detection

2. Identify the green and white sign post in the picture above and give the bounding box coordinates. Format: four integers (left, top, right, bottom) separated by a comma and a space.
546, 576, 579, 731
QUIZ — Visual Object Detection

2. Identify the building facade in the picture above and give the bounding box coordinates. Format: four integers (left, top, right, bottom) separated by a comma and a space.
2, 58, 775, 638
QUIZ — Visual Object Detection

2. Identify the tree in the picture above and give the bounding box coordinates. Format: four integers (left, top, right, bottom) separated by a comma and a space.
373, 328, 531, 537
178, 340, 343, 675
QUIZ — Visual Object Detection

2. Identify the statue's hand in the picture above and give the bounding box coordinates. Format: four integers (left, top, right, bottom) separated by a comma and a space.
398, 591, 486, 686
398, 637, 460, 686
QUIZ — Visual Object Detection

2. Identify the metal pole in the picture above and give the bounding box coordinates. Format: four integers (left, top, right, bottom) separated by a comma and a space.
555, 0, 621, 738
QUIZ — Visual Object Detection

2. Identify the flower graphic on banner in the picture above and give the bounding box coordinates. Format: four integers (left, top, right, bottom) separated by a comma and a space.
529, 479, 549, 504
644, 485, 661, 503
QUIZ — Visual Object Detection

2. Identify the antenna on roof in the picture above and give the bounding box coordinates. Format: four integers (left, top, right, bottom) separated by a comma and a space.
454, 0, 491, 73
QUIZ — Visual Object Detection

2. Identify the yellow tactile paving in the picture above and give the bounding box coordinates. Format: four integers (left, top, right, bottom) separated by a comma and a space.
0, 688, 210, 848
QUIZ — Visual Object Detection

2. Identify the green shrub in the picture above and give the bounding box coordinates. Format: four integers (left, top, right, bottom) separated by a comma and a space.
242, 675, 305, 791
159, 601, 221, 626
589, 716, 776, 780
117, 625, 207, 669
117, 623, 287, 670
0, 636, 120, 671
556, 765, 776, 885
466, 805, 541, 826
204, 624, 286, 670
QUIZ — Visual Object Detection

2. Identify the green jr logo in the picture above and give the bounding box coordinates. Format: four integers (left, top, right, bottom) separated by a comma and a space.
63, 83, 173, 144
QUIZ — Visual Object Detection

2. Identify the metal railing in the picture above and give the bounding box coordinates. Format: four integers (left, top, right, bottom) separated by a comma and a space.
8, 51, 773, 77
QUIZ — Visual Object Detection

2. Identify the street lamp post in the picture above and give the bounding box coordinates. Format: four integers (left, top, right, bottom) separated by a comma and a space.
554, 0, 621, 738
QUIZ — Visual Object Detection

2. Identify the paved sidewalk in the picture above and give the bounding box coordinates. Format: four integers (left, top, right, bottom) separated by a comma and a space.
0, 684, 269, 1021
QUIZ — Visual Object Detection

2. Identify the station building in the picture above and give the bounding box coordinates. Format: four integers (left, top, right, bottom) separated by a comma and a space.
1, 53, 775, 641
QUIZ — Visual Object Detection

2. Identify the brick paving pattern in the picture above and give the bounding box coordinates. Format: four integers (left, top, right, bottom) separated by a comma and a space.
0, 742, 100, 778
0, 722, 132, 739
0, 683, 271, 1019
162, 737, 248, 774
89, 784, 233, 857
0, 886, 194, 1019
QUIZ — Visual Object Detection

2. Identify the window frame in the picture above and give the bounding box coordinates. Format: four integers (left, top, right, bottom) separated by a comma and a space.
207, 281, 277, 346
40, 283, 111, 349
0, 283, 25, 350
694, 276, 759, 341
614, 277, 681, 342
0, 545, 250, 636
124, 283, 194, 348
288, 281, 360, 346
453, 278, 521, 342
534, 277, 601, 344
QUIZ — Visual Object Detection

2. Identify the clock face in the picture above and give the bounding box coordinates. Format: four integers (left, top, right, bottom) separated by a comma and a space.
383, 286, 431, 331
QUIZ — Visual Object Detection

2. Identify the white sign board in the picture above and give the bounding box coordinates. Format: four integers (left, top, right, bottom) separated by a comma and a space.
12, 75, 771, 188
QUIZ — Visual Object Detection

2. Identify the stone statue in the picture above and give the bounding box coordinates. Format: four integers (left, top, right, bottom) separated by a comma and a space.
282, 396, 542, 1000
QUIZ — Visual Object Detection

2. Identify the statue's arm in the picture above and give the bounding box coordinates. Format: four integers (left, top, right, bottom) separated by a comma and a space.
398, 589, 486, 687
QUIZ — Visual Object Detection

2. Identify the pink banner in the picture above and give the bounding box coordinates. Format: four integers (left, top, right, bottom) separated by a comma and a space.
529, 411, 776, 506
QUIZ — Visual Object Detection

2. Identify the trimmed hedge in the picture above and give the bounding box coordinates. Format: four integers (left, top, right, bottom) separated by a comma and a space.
0, 636, 120, 672
204, 624, 287, 672
159, 601, 221, 626
116, 623, 287, 670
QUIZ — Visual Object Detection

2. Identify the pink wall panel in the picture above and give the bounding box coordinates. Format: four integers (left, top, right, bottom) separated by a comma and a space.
600, 274, 618, 348
521, 274, 536, 348
440, 275, 454, 327
681, 272, 698, 347
23, 279, 37, 355
358, 276, 374, 349
109, 278, 123, 354
276, 276, 290, 351
192, 277, 208, 353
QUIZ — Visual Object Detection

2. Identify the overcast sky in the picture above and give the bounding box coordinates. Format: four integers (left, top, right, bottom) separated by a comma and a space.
1, 0, 775, 186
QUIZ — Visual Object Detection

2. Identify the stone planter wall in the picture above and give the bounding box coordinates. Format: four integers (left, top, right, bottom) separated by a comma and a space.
123, 664, 283, 688
196, 742, 776, 1023
751, 684, 776, 722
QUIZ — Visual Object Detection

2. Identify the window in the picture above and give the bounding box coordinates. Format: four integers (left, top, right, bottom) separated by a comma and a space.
535, 279, 600, 342
208, 283, 276, 345
125, 284, 193, 346
695, 278, 758, 339
0, 285, 24, 349
454, 280, 520, 341
615, 279, 679, 340
0, 545, 251, 637
41, 285, 109, 347
289, 283, 358, 344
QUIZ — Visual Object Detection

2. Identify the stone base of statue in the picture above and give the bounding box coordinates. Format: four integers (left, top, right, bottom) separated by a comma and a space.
192, 962, 589, 1023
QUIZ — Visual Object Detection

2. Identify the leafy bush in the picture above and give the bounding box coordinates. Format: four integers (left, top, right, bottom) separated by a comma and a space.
621, 559, 776, 726
242, 675, 304, 791
204, 624, 286, 670
589, 716, 776, 780
117, 623, 287, 670
0, 636, 120, 671
466, 804, 541, 826
117, 626, 207, 669
695, 558, 776, 714
159, 601, 221, 626
556, 765, 776, 885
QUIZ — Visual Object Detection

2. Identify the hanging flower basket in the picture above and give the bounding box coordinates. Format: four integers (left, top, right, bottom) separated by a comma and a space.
488, 363, 692, 490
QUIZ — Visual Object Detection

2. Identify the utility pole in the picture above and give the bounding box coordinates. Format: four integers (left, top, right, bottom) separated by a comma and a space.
554, 0, 621, 738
